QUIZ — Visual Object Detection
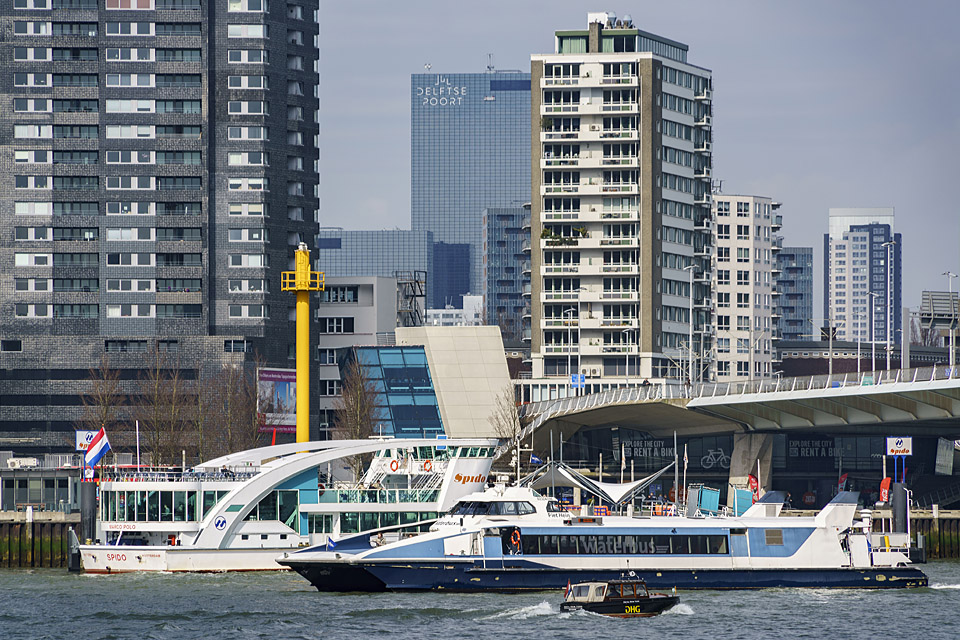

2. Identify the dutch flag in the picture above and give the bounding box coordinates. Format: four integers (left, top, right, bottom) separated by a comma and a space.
84, 427, 112, 468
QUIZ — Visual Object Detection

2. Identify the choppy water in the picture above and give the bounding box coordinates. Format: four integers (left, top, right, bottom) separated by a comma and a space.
2, 562, 960, 640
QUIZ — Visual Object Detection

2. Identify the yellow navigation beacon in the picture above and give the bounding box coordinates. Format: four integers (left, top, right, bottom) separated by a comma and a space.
281, 242, 324, 443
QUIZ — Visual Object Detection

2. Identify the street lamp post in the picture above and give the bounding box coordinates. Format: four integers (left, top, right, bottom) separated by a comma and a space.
882, 240, 897, 372
683, 264, 697, 385
944, 271, 958, 371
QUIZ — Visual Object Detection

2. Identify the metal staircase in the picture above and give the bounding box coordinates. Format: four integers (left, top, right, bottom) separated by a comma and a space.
916, 481, 960, 508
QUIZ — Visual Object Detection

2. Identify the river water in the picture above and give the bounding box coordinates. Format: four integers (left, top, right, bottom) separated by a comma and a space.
2, 562, 960, 640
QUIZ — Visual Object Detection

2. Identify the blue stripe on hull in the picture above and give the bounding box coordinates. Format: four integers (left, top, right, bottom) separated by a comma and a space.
360, 563, 928, 591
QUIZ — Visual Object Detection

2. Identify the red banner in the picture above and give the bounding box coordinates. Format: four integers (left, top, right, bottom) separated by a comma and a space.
838, 473, 848, 493
747, 474, 759, 502
879, 477, 892, 503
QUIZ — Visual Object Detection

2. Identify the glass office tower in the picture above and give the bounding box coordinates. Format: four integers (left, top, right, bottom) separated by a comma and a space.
411, 71, 530, 308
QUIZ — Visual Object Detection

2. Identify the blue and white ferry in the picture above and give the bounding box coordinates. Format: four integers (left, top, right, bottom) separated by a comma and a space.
278, 483, 928, 590
80, 438, 497, 573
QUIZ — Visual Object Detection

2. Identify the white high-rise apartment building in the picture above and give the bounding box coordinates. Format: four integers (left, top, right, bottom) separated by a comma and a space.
823, 208, 901, 345
529, 13, 713, 390
711, 195, 782, 380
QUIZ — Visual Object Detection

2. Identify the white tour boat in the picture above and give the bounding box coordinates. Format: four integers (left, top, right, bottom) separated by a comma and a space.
279, 483, 928, 591
80, 438, 497, 573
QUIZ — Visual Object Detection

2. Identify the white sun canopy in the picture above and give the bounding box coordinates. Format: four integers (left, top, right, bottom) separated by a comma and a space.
519, 460, 676, 505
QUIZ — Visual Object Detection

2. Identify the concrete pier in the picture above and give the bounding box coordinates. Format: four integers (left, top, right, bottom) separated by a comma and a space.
0, 511, 82, 569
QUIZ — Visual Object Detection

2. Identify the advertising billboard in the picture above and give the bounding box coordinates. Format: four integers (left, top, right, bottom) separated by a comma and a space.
257, 368, 296, 434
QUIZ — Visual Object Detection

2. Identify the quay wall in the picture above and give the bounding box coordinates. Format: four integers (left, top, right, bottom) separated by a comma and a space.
0, 511, 81, 569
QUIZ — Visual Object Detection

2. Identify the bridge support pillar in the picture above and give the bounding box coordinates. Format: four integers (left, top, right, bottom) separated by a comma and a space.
727, 433, 773, 507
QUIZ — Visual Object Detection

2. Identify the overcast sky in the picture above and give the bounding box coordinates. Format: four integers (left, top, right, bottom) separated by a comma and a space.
319, 0, 960, 311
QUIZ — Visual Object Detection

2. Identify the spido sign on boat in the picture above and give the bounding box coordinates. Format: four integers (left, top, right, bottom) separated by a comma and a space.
886, 437, 912, 456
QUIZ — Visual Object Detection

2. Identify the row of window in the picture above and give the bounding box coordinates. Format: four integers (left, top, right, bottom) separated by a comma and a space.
12, 202, 282, 218
13, 125, 309, 147
14, 176, 202, 190
507, 533, 731, 556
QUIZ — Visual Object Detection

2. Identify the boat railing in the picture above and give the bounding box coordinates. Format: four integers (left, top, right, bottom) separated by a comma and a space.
318, 488, 441, 504
102, 470, 260, 483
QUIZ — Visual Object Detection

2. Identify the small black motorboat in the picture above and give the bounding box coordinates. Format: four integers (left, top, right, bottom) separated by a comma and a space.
560, 575, 678, 618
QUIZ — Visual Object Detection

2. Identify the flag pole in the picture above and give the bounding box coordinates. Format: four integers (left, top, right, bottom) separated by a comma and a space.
136, 420, 141, 472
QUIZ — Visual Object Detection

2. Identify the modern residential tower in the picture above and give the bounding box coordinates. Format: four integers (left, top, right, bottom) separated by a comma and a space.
0, 0, 320, 453
823, 208, 902, 346
775, 246, 814, 341
711, 194, 781, 381
529, 13, 713, 386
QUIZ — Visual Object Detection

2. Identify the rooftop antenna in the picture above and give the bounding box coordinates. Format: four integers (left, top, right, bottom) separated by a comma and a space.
487, 53, 495, 72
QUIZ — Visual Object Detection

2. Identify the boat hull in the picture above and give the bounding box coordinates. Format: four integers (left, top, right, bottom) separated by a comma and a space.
80, 545, 293, 573
283, 559, 929, 592
560, 594, 679, 617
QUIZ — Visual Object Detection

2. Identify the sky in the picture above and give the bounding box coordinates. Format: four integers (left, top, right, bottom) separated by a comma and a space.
319, 0, 960, 311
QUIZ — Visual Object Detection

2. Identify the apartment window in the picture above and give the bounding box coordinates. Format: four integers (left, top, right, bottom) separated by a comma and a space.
717, 338, 730, 353
156, 100, 201, 114
228, 177, 267, 191
737, 293, 750, 308
107, 125, 154, 139
228, 304, 267, 318
716, 270, 730, 285
736, 225, 750, 239
717, 361, 730, 376
736, 247, 750, 263
716, 292, 730, 308
287, 4, 302, 19
319, 317, 354, 334
224, 340, 251, 353
156, 74, 201, 88
228, 0, 265, 11
54, 304, 97, 318
156, 202, 201, 216
106, 150, 154, 164
287, 55, 303, 70
54, 125, 98, 139
106, 304, 154, 318
158, 177, 202, 191
716, 247, 729, 262
106, 176, 153, 190
737, 315, 750, 331
227, 24, 267, 38
717, 315, 730, 331
107, 279, 153, 292
228, 75, 267, 89
229, 253, 268, 267
0, 340, 23, 352
228, 126, 267, 140
287, 131, 303, 146
156, 304, 202, 318
287, 156, 304, 171
106, 0, 155, 8
106, 22, 153, 36
736, 270, 749, 286
228, 228, 266, 242
228, 49, 266, 64
106, 73, 154, 87
106, 253, 154, 266
287, 206, 303, 221
105, 48, 152, 61
716, 224, 730, 240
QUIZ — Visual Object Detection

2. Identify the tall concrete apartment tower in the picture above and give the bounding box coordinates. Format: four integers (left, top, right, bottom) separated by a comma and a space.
823, 208, 901, 345
530, 13, 713, 387
411, 70, 531, 309
0, 0, 319, 453
710, 194, 781, 381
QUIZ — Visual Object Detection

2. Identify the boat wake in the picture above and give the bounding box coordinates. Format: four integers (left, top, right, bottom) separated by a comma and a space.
928, 583, 960, 590
482, 602, 556, 620
663, 603, 694, 615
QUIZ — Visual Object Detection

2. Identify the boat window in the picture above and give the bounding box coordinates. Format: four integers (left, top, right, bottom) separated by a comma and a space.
516, 501, 537, 515
572, 585, 589, 598
500, 501, 517, 515
765, 529, 784, 546
546, 500, 567, 513
594, 586, 606, 598
518, 533, 731, 555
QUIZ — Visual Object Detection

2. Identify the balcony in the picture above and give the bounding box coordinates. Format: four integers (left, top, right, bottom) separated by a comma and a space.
693, 215, 713, 231
694, 244, 713, 257
695, 140, 711, 153
694, 166, 711, 179
694, 193, 711, 206
601, 75, 638, 86
695, 115, 712, 128
772, 214, 783, 231
695, 88, 712, 102
541, 76, 580, 87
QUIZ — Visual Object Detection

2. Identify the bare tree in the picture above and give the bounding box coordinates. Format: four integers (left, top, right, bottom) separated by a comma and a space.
911, 317, 943, 347
203, 363, 263, 460
332, 358, 377, 479
78, 354, 126, 437
488, 385, 530, 480
133, 347, 188, 467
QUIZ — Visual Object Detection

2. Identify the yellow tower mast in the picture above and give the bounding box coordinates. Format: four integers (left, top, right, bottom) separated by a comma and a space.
281, 242, 324, 443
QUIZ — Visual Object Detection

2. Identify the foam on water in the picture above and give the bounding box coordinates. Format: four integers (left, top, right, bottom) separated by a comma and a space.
929, 583, 960, 590
482, 601, 556, 620
663, 603, 694, 615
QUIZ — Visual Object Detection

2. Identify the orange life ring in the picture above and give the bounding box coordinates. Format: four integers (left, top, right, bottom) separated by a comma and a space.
318, 483, 325, 497
510, 529, 521, 547
389, 460, 399, 472
424, 460, 433, 472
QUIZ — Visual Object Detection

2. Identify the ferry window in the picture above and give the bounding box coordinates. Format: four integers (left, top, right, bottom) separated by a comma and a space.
516, 502, 537, 515
360, 512, 379, 532
500, 502, 517, 516
173, 491, 186, 522
765, 529, 784, 546
202, 491, 218, 517
261, 535, 268, 540
241, 535, 249, 540
341, 512, 360, 533
546, 501, 567, 513
559, 535, 578, 554
186, 491, 197, 521
160, 491, 173, 522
